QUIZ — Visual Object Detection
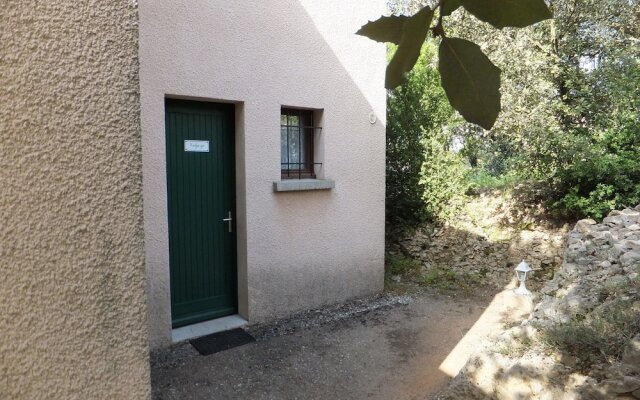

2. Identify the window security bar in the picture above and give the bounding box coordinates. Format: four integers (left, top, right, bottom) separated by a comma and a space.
280, 125, 323, 130
281, 108, 320, 180
281, 162, 323, 180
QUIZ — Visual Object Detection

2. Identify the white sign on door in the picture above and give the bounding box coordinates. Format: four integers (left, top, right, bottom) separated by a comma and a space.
184, 140, 210, 153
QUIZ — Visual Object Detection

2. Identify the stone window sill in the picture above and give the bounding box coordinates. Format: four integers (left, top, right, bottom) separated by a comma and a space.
273, 179, 335, 192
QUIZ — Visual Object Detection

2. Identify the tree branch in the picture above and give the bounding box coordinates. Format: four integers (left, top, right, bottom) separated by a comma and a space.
432, 0, 446, 37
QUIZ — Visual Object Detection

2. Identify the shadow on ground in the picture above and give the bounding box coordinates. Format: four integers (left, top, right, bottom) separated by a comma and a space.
151, 287, 509, 400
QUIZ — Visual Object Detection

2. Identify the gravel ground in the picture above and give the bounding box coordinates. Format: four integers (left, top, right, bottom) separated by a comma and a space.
151, 289, 498, 400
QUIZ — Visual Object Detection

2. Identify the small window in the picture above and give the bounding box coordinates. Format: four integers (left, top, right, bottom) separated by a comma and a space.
280, 108, 320, 179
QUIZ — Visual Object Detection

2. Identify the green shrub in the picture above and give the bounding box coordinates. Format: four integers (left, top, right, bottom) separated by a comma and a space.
386, 42, 466, 227
555, 184, 622, 220
420, 134, 468, 220
548, 120, 640, 219
465, 169, 522, 194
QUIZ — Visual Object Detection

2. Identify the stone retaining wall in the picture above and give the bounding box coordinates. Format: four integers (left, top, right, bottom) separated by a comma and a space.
442, 206, 640, 399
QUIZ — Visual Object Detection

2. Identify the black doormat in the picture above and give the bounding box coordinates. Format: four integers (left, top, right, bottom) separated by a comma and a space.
190, 328, 255, 356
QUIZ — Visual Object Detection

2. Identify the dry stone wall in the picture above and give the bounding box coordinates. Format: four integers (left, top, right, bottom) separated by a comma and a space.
398, 194, 568, 290
442, 207, 640, 399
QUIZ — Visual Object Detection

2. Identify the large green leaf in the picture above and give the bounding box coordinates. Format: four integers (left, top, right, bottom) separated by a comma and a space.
460, 0, 552, 28
442, 0, 462, 16
386, 6, 434, 89
438, 37, 501, 129
356, 15, 408, 45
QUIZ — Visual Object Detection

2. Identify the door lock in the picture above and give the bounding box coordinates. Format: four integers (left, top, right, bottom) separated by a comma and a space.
222, 211, 233, 233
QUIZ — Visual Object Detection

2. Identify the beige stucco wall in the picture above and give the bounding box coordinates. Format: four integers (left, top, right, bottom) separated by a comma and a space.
0, 2, 150, 399
140, 0, 387, 348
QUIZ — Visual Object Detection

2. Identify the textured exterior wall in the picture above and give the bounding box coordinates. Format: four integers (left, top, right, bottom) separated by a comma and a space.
140, 0, 387, 348
0, 2, 150, 399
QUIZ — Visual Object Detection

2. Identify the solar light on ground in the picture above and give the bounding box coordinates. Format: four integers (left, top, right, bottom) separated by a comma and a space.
515, 259, 532, 295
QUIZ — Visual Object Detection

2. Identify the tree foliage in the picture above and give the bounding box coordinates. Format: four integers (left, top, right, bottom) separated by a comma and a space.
449, 0, 640, 219
383, 0, 639, 221
358, 0, 553, 129
448, 7, 563, 178
386, 43, 465, 225
438, 37, 501, 130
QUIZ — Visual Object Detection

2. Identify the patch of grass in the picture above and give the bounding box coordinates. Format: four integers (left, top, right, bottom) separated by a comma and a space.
494, 334, 533, 358
419, 265, 481, 293
540, 299, 640, 371
482, 224, 515, 243
384, 252, 421, 291
385, 252, 421, 276
516, 220, 536, 231
422, 267, 457, 290
503, 319, 521, 330
597, 276, 640, 303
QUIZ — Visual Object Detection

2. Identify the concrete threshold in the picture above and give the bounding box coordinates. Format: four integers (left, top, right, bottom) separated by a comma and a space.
171, 314, 248, 343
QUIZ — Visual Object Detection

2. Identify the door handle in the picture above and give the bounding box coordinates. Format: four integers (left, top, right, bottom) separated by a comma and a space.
222, 211, 233, 233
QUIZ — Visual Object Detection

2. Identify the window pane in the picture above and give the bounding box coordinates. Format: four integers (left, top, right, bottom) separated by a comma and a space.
287, 126, 305, 169
280, 109, 312, 173
281, 126, 306, 170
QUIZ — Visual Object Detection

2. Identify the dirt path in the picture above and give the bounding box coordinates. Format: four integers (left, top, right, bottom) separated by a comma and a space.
152, 194, 553, 399
151, 287, 532, 400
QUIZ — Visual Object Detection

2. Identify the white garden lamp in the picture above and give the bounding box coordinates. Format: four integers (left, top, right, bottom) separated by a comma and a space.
515, 260, 532, 295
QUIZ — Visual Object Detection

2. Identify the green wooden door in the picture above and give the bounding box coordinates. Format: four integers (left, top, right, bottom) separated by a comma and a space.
165, 99, 236, 328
